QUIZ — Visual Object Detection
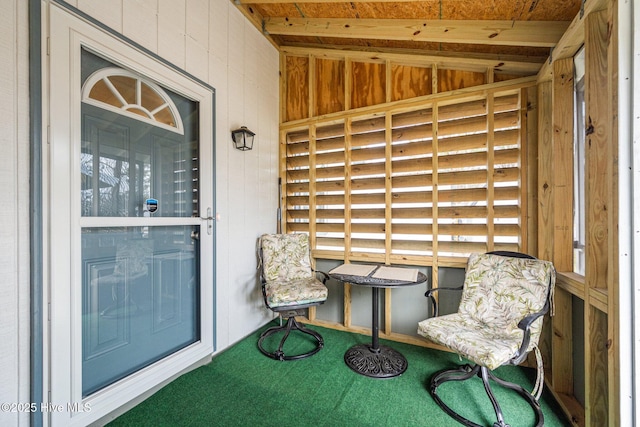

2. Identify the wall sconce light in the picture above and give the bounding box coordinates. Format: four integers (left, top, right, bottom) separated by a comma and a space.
231, 126, 255, 151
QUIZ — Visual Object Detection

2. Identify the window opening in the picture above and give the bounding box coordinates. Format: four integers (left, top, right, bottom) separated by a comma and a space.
573, 47, 586, 275
82, 67, 184, 135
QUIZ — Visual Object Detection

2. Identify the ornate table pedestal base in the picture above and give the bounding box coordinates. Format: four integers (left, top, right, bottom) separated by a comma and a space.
344, 343, 408, 378
329, 266, 426, 379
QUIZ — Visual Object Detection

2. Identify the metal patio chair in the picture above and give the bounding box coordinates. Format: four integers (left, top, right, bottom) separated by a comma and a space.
417, 251, 556, 427
257, 233, 329, 361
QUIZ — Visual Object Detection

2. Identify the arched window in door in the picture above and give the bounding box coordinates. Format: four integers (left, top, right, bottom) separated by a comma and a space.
82, 67, 184, 134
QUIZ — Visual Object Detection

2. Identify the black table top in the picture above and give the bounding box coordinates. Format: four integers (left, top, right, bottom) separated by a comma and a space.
328, 264, 427, 288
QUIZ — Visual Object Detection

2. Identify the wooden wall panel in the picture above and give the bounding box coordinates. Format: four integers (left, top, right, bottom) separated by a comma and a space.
285, 56, 309, 121
587, 306, 609, 427
315, 58, 345, 116
282, 53, 530, 123
351, 61, 386, 109
437, 69, 486, 92
391, 64, 431, 101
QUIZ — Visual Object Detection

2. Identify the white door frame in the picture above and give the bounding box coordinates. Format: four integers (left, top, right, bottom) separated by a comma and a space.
44, 3, 215, 426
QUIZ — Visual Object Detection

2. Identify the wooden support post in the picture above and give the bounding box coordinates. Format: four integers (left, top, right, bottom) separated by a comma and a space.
584, 9, 611, 427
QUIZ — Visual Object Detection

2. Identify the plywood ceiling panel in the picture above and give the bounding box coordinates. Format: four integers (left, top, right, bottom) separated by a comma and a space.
234, 0, 584, 75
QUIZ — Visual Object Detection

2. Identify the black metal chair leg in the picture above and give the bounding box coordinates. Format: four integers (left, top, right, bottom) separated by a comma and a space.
480, 367, 509, 427
258, 316, 324, 361
430, 364, 544, 427
430, 365, 484, 427
487, 370, 544, 427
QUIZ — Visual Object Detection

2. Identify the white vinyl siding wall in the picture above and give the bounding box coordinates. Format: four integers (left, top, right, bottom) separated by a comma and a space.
0, 1, 30, 426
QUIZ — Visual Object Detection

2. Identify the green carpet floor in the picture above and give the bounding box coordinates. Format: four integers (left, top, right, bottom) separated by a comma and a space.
108, 322, 571, 427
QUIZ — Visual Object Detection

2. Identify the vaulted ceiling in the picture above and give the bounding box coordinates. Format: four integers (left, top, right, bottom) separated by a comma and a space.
232, 0, 584, 75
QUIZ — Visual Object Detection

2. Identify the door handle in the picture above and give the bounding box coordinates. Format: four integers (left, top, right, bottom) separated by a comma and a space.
201, 207, 213, 235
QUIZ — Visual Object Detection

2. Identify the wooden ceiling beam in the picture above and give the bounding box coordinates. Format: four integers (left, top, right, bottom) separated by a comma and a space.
536, 0, 608, 81
263, 18, 570, 48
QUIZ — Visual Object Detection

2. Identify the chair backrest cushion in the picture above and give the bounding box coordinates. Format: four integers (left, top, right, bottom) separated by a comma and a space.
459, 253, 555, 342
260, 234, 313, 283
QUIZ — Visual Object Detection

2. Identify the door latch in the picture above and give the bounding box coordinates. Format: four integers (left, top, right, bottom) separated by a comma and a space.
201, 207, 213, 235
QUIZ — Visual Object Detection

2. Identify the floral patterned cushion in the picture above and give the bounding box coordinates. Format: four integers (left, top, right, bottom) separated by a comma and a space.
417, 253, 555, 370
260, 234, 328, 308
264, 277, 328, 308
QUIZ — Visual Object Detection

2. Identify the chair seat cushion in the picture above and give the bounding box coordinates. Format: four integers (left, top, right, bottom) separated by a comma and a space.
265, 277, 328, 308
417, 313, 527, 371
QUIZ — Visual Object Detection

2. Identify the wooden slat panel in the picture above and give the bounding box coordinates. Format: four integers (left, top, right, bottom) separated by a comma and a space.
391, 174, 432, 189
438, 129, 519, 153
316, 237, 347, 248
438, 167, 519, 186
316, 135, 346, 152
391, 94, 518, 128
391, 124, 433, 144
287, 155, 310, 169
391, 157, 433, 174
316, 165, 346, 180
287, 168, 310, 181
351, 145, 386, 162
392, 108, 434, 127
389, 223, 517, 237
390, 190, 432, 204
352, 223, 386, 234
316, 194, 346, 205
316, 180, 345, 192
316, 150, 347, 166
438, 110, 518, 138
287, 222, 309, 232
286, 181, 310, 194
351, 193, 386, 205
351, 176, 387, 191
316, 122, 347, 139
354, 206, 509, 221
434, 186, 518, 203
351, 130, 386, 147
285, 84, 524, 268
351, 116, 386, 134
350, 161, 387, 177
390, 139, 433, 157
286, 129, 310, 144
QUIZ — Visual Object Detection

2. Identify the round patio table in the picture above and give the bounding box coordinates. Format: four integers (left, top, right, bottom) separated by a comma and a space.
329, 264, 427, 379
